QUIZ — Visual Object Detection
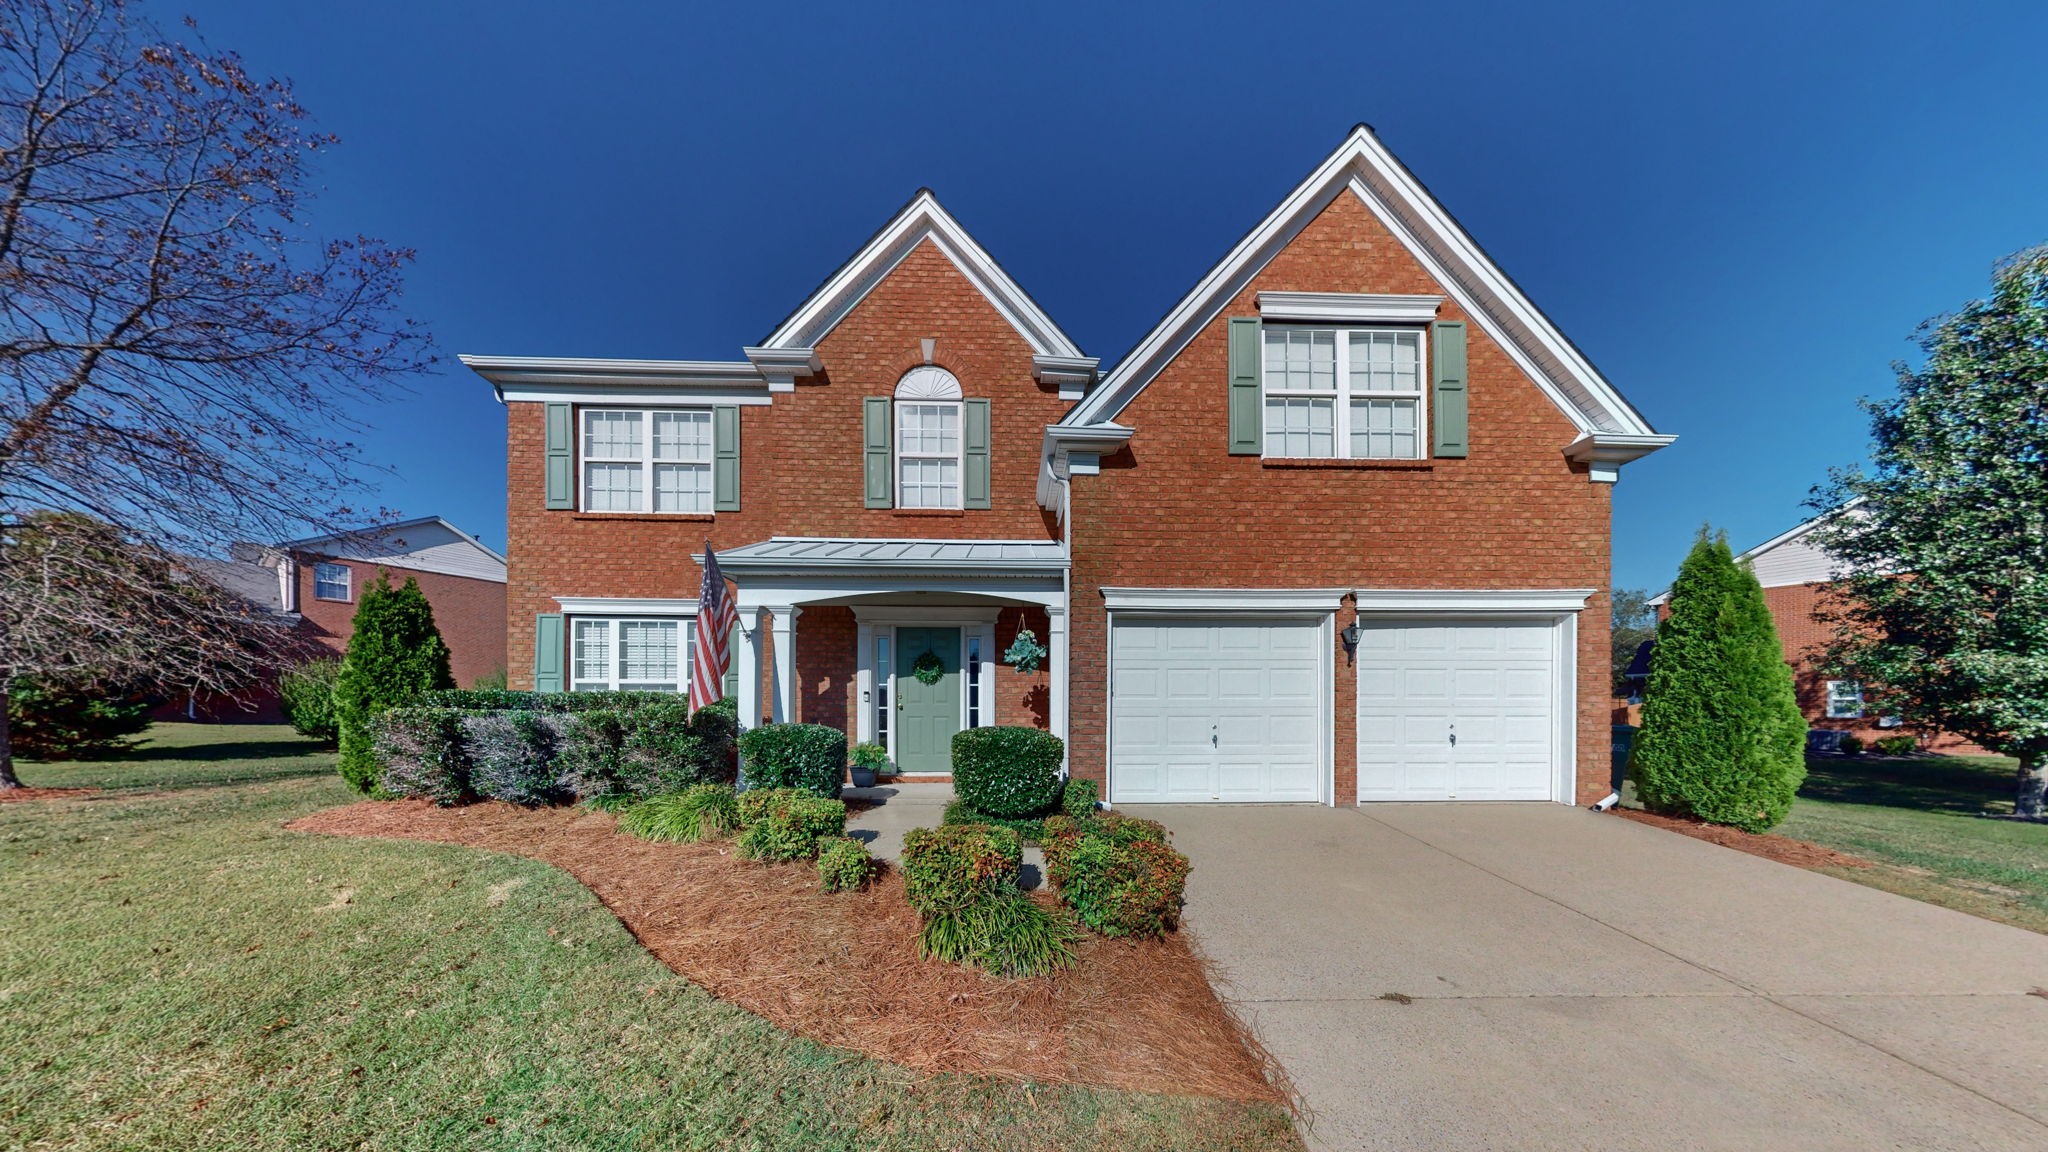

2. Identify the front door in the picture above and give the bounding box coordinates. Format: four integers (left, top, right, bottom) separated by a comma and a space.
893, 626, 962, 774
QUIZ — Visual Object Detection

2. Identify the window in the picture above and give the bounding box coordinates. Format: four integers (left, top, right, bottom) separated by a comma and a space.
966, 635, 982, 728
1825, 680, 1864, 720
313, 562, 351, 602
570, 618, 687, 693
580, 408, 713, 514
874, 633, 891, 750
1262, 327, 1424, 460
897, 403, 961, 508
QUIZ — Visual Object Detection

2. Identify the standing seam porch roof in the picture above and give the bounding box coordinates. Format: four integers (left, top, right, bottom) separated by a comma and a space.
707, 537, 1067, 571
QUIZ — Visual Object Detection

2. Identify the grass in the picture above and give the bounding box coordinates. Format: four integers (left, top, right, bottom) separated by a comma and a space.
0, 724, 1299, 1152
1774, 751, 2048, 934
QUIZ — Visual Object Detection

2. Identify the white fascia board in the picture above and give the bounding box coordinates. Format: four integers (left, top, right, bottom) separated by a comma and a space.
1564, 432, 1678, 483
1101, 587, 1347, 614
1352, 588, 1595, 614
1037, 422, 1134, 510
1256, 291, 1444, 324
554, 596, 699, 616
758, 191, 1085, 360
460, 354, 773, 405
1067, 126, 1660, 441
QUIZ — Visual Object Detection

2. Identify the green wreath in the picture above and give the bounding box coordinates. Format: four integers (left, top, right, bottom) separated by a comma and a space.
911, 649, 945, 685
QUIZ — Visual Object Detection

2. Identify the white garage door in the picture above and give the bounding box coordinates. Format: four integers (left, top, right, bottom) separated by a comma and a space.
1356, 619, 1559, 802
1110, 618, 1324, 803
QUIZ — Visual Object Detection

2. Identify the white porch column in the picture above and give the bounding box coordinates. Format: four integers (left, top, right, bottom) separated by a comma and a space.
768, 605, 799, 723
1047, 603, 1069, 760
736, 607, 763, 729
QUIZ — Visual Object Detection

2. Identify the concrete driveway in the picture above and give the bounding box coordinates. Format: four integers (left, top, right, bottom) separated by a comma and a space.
1126, 802, 2048, 1152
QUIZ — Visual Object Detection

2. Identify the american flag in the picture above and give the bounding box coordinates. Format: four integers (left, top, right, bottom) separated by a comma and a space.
692, 542, 738, 714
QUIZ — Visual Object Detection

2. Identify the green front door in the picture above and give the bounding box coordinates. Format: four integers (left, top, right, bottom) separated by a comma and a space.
894, 627, 962, 774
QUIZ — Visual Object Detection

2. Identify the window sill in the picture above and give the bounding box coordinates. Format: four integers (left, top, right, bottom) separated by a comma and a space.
571, 512, 717, 523
890, 508, 967, 517
313, 595, 351, 603
1261, 457, 1435, 471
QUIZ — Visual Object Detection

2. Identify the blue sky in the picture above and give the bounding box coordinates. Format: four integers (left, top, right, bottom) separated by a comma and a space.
174, 0, 2047, 590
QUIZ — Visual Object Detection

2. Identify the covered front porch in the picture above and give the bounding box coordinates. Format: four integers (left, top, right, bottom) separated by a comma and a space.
712, 538, 1069, 775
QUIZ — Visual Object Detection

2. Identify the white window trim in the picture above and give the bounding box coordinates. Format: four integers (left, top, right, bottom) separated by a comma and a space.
849, 606, 1000, 769
578, 406, 715, 515
568, 615, 692, 695
894, 400, 965, 510
313, 562, 351, 602
1261, 325, 1428, 461
1825, 680, 1865, 720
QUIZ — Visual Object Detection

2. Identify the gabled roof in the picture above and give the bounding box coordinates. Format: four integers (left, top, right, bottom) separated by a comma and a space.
1064, 125, 1665, 446
754, 190, 1088, 361
282, 516, 508, 581
1647, 498, 1864, 605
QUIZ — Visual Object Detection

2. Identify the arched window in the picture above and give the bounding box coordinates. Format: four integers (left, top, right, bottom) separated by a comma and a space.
894, 367, 963, 508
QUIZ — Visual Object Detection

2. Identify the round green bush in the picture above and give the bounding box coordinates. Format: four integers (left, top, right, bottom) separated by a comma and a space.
899, 823, 1021, 915
816, 836, 875, 892
950, 727, 1063, 818
733, 787, 846, 862
1060, 777, 1100, 820
737, 722, 846, 798
277, 658, 342, 745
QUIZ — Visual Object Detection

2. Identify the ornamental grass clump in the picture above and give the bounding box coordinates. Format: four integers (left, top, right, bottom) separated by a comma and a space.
951, 727, 1063, 818
737, 723, 847, 798
618, 784, 739, 844
816, 836, 876, 892
901, 823, 1075, 976
733, 787, 847, 862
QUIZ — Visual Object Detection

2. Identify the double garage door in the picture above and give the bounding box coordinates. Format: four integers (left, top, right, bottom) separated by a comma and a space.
1109, 615, 1561, 804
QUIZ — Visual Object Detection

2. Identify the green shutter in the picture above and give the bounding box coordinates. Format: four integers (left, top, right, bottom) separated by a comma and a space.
534, 613, 565, 693
963, 398, 991, 509
712, 405, 741, 511
863, 397, 893, 508
544, 403, 573, 509
1227, 317, 1261, 455
1432, 321, 1468, 458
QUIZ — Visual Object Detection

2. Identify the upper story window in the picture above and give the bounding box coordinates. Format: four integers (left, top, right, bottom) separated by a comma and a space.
571, 617, 687, 693
1825, 680, 1865, 720
313, 562, 351, 602
895, 366, 963, 509
581, 408, 713, 513
1262, 327, 1425, 460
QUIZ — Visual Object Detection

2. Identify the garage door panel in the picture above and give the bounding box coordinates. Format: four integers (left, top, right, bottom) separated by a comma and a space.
1111, 616, 1325, 804
1356, 618, 1561, 803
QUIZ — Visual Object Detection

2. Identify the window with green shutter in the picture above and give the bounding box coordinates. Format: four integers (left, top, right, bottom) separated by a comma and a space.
1432, 321, 1468, 458
533, 613, 564, 692
544, 403, 573, 509
712, 405, 741, 511
963, 398, 990, 509
1228, 318, 1261, 454
863, 397, 893, 508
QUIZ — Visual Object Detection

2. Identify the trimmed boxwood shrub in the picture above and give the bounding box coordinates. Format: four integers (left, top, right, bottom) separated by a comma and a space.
1060, 777, 1100, 820
737, 722, 846, 798
916, 890, 1080, 977
371, 707, 468, 805
899, 823, 1021, 915
951, 727, 1063, 819
1057, 836, 1191, 939
816, 836, 875, 892
734, 788, 846, 862
555, 699, 738, 802
618, 784, 739, 843
464, 712, 570, 806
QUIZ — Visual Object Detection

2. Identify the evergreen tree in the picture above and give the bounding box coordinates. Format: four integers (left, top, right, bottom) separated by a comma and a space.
1632, 530, 1807, 831
335, 573, 454, 793
1809, 247, 2048, 818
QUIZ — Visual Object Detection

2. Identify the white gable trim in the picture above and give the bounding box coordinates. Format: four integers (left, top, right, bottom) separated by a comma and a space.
758, 190, 1087, 361
1256, 291, 1444, 324
1066, 126, 1663, 448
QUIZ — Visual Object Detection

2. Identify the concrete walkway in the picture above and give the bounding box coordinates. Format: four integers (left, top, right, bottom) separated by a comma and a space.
1123, 801, 2048, 1152
843, 782, 1044, 887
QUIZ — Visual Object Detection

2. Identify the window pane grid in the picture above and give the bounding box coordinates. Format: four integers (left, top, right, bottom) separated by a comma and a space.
570, 618, 687, 694
581, 408, 716, 514
897, 401, 963, 508
1262, 326, 1426, 460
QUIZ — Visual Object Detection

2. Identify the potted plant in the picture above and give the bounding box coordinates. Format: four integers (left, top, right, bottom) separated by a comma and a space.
849, 742, 891, 788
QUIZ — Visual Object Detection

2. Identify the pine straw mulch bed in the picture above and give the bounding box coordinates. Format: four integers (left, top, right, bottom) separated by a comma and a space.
0, 786, 99, 803
1615, 808, 1873, 869
288, 800, 1286, 1104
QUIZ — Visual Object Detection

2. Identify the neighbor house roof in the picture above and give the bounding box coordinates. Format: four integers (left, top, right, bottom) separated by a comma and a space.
280, 516, 507, 583
1647, 498, 1865, 605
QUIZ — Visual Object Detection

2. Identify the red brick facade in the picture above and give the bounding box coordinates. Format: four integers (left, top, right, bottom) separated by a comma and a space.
1764, 582, 1983, 754
1066, 193, 1613, 804
295, 555, 509, 689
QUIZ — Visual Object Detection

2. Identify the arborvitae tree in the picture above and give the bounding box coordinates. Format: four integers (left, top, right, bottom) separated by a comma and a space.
335, 573, 454, 793
1631, 530, 1807, 831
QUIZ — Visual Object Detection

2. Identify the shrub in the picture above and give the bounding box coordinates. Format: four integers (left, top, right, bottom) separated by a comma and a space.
951, 727, 1063, 818
618, 784, 739, 843
470, 666, 508, 691
6, 677, 150, 760
816, 836, 875, 892
1057, 836, 1191, 939
1038, 811, 1165, 889
1874, 734, 1919, 756
1837, 734, 1865, 756
463, 712, 569, 806
738, 723, 846, 798
941, 797, 1047, 842
370, 707, 468, 805
555, 699, 738, 802
734, 788, 847, 862
850, 741, 891, 772
1060, 777, 1100, 820
1630, 530, 1807, 832
335, 574, 455, 793
899, 823, 1021, 915
916, 891, 1080, 977
277, 658, 342, 745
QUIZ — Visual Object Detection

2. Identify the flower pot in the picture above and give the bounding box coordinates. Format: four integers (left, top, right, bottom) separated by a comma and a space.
848, 766, 878, 789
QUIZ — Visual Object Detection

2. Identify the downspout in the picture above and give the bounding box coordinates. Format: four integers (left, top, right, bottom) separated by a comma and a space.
1058, 463, 1073, 783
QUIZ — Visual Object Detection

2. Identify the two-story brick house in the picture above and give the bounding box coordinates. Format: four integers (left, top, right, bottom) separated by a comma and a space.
464, 126, 1671, 805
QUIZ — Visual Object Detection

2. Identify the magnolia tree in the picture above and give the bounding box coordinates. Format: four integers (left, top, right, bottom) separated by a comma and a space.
0, 1, 430, 785
1810, 247, 2048, 818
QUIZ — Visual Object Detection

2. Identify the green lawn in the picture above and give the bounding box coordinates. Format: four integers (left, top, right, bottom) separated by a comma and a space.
1777, 752, 2048, 934
0, 724, 1298, 1152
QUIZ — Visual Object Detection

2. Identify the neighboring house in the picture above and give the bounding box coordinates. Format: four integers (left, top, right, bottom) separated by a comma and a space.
1647, 505, 1981, 753
463, 126, 1672, 806
165, 516, 509, 720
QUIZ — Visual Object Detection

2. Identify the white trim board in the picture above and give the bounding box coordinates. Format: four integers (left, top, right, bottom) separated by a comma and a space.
1257, 291, 1443, 324
1100, 587, 1348, 614
1352, 589, 1594, 614
553, 596, 699, 616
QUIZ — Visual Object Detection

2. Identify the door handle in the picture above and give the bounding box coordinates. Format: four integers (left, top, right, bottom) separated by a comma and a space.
1448, 732, 1457, 746
1212, 723, 1219, 748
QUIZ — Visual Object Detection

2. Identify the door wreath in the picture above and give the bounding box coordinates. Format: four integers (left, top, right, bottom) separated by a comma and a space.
911, 649, 945, 685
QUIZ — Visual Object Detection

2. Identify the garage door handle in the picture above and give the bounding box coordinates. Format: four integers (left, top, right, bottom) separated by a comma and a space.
1448, 732, 1457, 746
1211, 723, 1218, 748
